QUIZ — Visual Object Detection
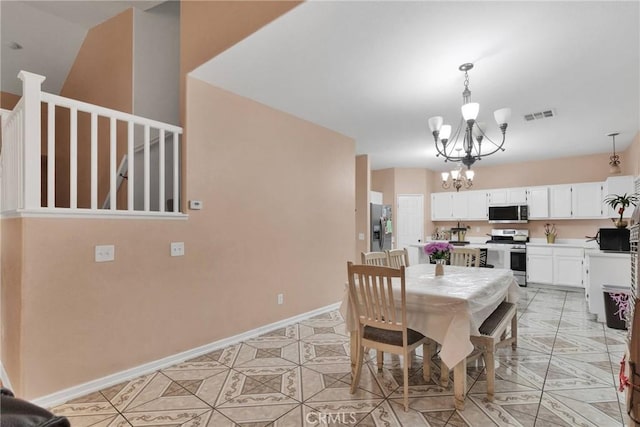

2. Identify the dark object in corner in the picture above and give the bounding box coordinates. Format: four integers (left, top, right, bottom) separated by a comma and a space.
0, 387, 70, 427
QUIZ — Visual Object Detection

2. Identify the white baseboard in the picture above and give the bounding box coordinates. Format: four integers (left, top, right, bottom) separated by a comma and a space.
0, 361, 13, 390
32, 302, 341, 408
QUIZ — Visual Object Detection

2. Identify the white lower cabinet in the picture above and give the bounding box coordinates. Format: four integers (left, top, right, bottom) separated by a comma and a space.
527, 245, 583, 287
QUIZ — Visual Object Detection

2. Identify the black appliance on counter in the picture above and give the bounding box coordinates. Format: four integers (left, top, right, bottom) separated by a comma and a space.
599, 228, 630, 252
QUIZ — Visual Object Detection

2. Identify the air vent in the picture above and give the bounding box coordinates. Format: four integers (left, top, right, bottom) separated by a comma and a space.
524, 109, 555, 121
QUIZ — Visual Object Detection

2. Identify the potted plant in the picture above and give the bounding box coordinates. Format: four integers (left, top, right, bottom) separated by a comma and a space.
604, 192, 639, 228
544, 223, 557, 244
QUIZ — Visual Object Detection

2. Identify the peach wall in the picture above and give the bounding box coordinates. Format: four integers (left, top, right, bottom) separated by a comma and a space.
1, 219, 23, 392
431, 152, 626, 192
355, 155, 370, 258
180, 1, 301, 209
57, 9, 134, 208
11, 75, 355, 398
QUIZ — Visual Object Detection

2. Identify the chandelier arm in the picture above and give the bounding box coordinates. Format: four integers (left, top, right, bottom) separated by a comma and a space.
473, 125, 507, 154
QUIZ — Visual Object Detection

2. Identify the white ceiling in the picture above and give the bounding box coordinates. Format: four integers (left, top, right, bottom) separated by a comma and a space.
191, 1, 640, 171
2, 1, 638, 172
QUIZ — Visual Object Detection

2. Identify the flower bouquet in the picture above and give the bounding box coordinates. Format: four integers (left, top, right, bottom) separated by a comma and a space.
424, 241, 454, 276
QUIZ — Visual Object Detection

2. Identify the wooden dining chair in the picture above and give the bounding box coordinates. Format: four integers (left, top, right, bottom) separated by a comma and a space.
347, 262, 433, 411
361, 251, 388, 266
386, 248, 410, 268
449, 247, 480, 267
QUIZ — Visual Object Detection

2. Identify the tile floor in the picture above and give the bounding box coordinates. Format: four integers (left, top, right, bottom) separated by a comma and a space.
51, 286, 629, 426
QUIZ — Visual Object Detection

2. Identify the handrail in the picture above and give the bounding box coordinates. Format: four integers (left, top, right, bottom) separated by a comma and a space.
42, 93, 182, 134
1, 70, 184, 217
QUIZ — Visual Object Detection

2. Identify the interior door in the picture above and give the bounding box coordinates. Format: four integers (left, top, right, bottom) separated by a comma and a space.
397, 194, 424, 265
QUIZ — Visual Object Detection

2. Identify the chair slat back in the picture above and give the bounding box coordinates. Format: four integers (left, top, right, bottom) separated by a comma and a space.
347, 262, 405, 332
386, 248, 410, 268
450, 247, 480, 267
361, 251, 388, 266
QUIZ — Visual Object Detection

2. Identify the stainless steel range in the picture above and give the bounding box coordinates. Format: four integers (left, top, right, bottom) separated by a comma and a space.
486, 229, 528, 287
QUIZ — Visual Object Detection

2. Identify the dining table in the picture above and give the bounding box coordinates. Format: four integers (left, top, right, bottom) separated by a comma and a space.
340, 262, 521, 410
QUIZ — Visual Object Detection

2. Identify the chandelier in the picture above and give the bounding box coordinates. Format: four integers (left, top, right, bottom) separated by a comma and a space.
428, 63, 511, 169
441, 163, 474, 192
608, 132, 621, 174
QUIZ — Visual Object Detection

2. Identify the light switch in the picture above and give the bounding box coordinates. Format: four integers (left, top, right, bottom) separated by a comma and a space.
95, 245, 115, 262
358, 233, 365, 241
189, 200, 203, 210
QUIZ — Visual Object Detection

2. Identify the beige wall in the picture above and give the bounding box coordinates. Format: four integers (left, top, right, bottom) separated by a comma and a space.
372, 148, 640, 242
7, 75, 355, 399
355, 155, 370, 258
1, 219, 23, 391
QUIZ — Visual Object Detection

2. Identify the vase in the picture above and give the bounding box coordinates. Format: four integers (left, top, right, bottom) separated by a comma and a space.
546, 234, 556, 244
612, 218, 628, 228
435, 259, 445, 276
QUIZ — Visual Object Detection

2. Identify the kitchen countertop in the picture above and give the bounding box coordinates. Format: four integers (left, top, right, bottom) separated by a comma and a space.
584, 249, 631, 258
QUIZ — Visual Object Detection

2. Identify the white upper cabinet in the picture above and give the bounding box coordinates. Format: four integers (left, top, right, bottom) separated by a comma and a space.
431, 193, 453, 220
487, 187, 527, 205
451, 193, 468, 219
549, 184, 573, 218
466, 190, 489, 220
527, 186, 549, 219
603, 175, 635, 218
431, 190, 487, 221
571, 182, 603, 218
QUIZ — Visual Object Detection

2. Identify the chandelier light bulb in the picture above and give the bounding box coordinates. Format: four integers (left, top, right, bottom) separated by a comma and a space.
494, 108, 512, 126
465, 169, 475, 181
439, 125, 452, 141
461, 102, 479, 121
428, 116, 443, 132
441, 172, 449, 181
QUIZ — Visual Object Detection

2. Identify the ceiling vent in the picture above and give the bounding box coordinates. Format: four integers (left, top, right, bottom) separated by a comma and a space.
524, 109, 555, 121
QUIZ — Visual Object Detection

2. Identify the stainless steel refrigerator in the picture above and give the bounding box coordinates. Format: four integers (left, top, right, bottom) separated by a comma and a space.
370, 203, 392, 251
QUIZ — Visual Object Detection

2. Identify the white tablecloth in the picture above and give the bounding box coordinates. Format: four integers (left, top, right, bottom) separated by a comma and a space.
341, 263, 521, 368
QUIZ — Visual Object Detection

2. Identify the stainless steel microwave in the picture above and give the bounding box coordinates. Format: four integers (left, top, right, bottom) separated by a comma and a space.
488, 204, 528, 223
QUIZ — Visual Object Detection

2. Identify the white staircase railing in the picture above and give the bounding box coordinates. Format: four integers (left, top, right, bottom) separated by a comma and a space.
0, 71, 184, 217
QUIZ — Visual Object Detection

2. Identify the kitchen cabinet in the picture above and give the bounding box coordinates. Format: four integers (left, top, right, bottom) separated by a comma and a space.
465, 190, 488, 220
487, 187, 527, 205
527, 186, 549, 219
526, 246, 553, 284
451, 192, 468, 219
431, 193, 453, 220
549, 185, 573, 218
603, 175, 635, 218
526, 245, 583, 288
571, 182, 603, 218
553, 247, 584, 287
431, 190, 487, 221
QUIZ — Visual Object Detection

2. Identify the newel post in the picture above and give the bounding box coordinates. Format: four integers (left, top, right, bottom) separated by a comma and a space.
18, 71, 46, 210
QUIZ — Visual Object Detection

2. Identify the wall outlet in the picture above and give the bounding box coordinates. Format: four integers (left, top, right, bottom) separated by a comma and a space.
277, 293, 284, 305
95, 245, 115, 262
358, 233, 365, 241
171, 242, 185, 257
